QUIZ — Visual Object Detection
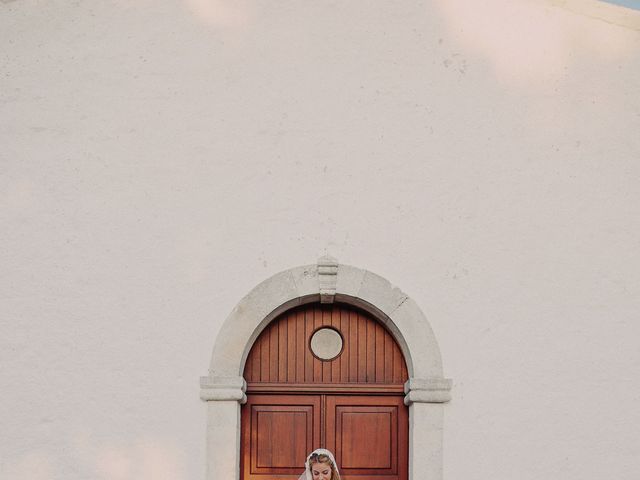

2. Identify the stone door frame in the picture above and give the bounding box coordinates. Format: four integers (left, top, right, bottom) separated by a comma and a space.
200, 257, 452, 480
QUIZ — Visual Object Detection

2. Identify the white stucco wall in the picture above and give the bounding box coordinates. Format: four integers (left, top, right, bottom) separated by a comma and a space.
2, 1, 639, 479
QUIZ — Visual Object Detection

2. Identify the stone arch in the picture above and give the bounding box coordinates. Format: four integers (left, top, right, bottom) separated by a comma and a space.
200, 257, 452, 480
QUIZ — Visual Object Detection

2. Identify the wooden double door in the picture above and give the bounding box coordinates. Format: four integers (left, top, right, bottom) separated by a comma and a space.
241, 393, 407, 480
241, 304, 409, 480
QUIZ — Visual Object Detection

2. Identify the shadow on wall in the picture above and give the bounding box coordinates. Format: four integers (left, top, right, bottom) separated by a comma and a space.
3, 436, 187, 480
434, 0, 639, 86
183, 0, 253, 28
179, 0, 639, 88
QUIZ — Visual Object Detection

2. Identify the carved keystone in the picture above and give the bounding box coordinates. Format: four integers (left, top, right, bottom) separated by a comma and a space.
318, 255, 339, 303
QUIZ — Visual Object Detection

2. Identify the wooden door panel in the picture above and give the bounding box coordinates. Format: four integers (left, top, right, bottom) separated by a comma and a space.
326, 396, 408, 480
241, 303, 410, 480
241, 394, 321, 480
338, 407, 396, 471
254, 407, 309, 469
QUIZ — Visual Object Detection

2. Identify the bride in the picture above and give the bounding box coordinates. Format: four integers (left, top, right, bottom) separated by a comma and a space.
298, 449, 341, 480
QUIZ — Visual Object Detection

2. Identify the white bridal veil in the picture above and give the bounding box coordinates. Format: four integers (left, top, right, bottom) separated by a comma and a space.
298, 448, 339, 480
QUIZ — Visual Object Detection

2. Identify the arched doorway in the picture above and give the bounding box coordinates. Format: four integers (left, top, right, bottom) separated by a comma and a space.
240, 303, 409, 480
201, 258, 451, 480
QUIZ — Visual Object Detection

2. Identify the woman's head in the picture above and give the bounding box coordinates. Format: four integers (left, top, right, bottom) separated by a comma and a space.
307, 450, 340, 480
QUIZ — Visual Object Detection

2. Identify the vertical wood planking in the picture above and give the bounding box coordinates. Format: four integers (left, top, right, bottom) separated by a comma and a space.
384, 333, 393, 383
260, 329, 270, 381
331, 309, 341, 383
357, 314, 367, 382
339, 309, 349, 383
278, 318, 287, 382
348, 310, 358, 382
243, 304, 408, 385
287, 311, 296, 382
313, 307, 322, 382
269, 323, 278, 381
374, 322, 385, 382
296, 310, 305, 383
392, 341, 402, 383
366, 317, 376, 382
322, 309, 331, 382
305, 309, 313, 382
245, 341, 254, 381
250, 336, 260, 380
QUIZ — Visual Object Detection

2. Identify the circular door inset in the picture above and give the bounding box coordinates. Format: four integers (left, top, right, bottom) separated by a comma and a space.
310, 327, 343, 360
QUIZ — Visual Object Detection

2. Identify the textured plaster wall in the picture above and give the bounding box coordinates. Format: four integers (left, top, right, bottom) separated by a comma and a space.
1, 0, 639, 479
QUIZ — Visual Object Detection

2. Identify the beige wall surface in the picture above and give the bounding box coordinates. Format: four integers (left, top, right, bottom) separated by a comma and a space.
2, 1, 639, 479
